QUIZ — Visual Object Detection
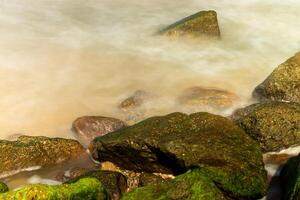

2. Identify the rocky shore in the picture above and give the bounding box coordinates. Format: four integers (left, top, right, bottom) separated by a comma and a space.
0, 10, 299, 200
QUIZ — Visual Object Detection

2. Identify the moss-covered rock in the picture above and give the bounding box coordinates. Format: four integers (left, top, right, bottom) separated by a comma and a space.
0, 136, 85, 178
137, 173, 166, 187
121, 169, 229, 200
159, 10, 221, 39
232, 102, 300, 152
89, 112, 267, 199
253, 52, 300, 103
0, 182, 8, 193
280, 154, 300, 200
72, 116, 127, 147
0, 177, 108, 200
66, 170, 127, 200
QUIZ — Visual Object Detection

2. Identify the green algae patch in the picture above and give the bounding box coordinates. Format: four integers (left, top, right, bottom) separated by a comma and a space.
121, 169, 228, 200
0, 182, 8, 193
0, 178, 108, 200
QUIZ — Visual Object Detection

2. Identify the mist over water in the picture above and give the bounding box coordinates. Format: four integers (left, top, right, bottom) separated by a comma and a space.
0, 0, 299, 138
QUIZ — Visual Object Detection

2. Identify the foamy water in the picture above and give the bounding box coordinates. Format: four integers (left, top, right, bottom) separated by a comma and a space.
0, 0, 299, 138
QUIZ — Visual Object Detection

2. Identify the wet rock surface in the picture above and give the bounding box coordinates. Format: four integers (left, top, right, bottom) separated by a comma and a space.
66, 170, 127, 200
253, 51, 300, 103
280, 154, 300, 200
0, 136, 85, 178
177, 86, 239, 110
72, 116, 127, 146
90, 112, 267, 199
232, 102, 300, 152
0, 182, 8, 193
159, 10, 221, 39
0, 177, 108, 200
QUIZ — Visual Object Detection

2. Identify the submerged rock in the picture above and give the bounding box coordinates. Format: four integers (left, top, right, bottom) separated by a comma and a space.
0, 182, 8, 193
159, 10, 221, 39
177, 86, 239, 109
253, 52, 300, 103
280, 154, 300, 200
67, 170, 127, 200
232, 102, 300, 152
0, 136, 85, 178
119, 90, 151, 111
72, 116, 127, 146
122, 169, 230, 200
0, 177, 108, 200
90, 112, 267, 199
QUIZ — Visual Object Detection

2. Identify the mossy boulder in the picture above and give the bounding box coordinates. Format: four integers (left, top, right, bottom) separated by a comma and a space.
280, 154, 300, 200
122, 169, 230, 200
89, 112, 267, 199
232, 102, 300, 152
72, 116, 127, 146
0, 177, 108, 200
253, 52, 300, 103
159, 10, 221, 39
66, 170, 127, 200
0, 182, 8, 193
0, 136, 85, 178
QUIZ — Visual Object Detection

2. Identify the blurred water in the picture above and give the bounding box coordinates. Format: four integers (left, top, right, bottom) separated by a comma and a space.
0, 0, 299, 138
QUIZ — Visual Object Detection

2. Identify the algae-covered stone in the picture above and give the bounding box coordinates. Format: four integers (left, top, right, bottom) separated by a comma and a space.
0, 136, 85, 178
159, 10, 221, 39
67, 170, 127, 200
0, 177, 108, 200
0, 182, 8, 193
90, 112, 267, 199
121, 169, 228, 200
72, 116, 127, 147
253, 52, 300, 103
280, 154, 300, 200
232, 102, 300, 152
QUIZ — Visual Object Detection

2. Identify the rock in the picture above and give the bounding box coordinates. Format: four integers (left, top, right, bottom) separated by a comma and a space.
159, 10, 221, 39
138, 173, 166, 187
89, 112, 267, 199
122, 169, 229, 200
264, 153, 292, 166
56, 167, 92, 182
119, 90, 151, 111
253, 52, 300, 103
232, 102, 300, 152
0, 177, 108, 199
72, 116, 127, 146
0, 136, 85, 178
280, 154, 300, 200
177, 86, 239, 109
66, 170, 127, 200
0, 182, 8, 193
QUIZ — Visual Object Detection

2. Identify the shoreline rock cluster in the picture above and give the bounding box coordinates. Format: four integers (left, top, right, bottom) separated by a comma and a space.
0, 10, 299, 200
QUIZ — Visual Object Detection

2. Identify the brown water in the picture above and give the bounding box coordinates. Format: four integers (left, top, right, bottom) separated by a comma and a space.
0, 0, 300, 194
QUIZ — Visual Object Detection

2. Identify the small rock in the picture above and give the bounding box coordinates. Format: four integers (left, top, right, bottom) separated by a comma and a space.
0, 182, 8, 193
159, 10, 221, 39
253, 51, 300, 103
119, 90, 151, 111
72, 116, 127, 146
232, 102, 300, 152
177, 86, 239, 109
0, 136, 85, 178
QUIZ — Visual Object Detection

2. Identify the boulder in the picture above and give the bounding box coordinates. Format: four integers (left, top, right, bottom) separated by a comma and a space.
177, 86, 239, 109
253, 52, 300, 103
232, 102, 300, 152
280, 154, 300, 200
159, 10, 221, 39
0, 177, 108, 199
66, 170, 127, 200
89, 112, 267, 199
0, 182, 8, 193
122, 169, 230, 200
72, 116, 127, 146
0, 136, 85, 178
